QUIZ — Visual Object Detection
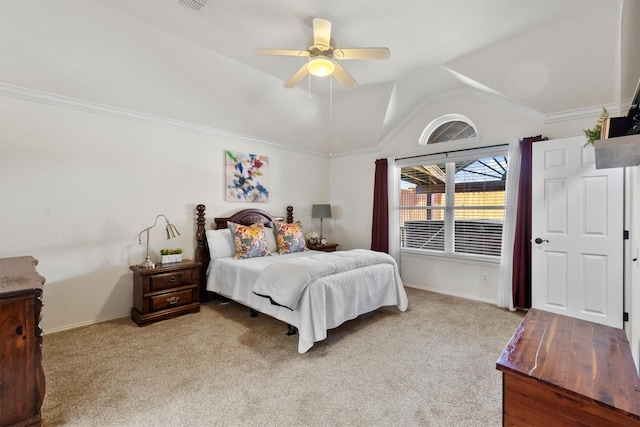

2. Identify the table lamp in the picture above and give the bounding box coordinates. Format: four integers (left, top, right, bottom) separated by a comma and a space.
311, 204, 332, 244
137, 214, 180, 269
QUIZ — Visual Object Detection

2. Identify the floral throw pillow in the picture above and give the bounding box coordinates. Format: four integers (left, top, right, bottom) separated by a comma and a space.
227, 221, 269, 259
275, 221, 308, 254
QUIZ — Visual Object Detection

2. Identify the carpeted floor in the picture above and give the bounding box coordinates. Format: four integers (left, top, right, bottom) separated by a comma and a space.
41, 287, 524, 426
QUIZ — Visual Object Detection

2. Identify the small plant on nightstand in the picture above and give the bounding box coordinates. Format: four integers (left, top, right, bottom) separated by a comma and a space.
160, 248, 183, 264
305, 231, 319, 245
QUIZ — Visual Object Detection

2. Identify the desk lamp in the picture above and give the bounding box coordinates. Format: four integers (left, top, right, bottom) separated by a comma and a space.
137, 214, 180, 269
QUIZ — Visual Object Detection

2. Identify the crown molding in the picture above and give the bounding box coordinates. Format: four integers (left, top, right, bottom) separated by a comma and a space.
0, 82, 330, 158
3, 81, 626, 160
544, 103, 623, 123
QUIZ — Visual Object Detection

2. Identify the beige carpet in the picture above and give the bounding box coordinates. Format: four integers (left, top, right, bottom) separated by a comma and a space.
41, 287, 524, 426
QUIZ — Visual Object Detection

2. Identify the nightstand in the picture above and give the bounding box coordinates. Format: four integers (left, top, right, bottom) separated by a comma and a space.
308, 243, 339, 252
130, 259, 201, 326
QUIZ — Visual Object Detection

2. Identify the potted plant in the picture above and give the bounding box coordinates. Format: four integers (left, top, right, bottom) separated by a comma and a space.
160, 248, 183, 264
583, 107, 609, 146
305, 231, 319, 246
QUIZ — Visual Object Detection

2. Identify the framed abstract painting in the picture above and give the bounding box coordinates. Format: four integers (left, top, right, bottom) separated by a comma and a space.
225, 150, 269, 203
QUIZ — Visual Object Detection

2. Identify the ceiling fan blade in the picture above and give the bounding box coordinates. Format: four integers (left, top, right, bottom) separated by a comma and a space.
332, 62, 358, 90
333, 48, 390, 60
254, 48, 310, 57
313, 18, 332, 50
284, 63, 310, 88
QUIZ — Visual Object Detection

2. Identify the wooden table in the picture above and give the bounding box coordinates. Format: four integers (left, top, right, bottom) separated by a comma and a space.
307, 243, 338, 252
496, 308, 640, 426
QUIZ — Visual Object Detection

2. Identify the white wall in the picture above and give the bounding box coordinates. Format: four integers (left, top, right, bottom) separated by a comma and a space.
2, 0, 637, 333
621, 0, 640, 101
0, 1, 331, 154
330, 93, 598, 303
0, 95, 329, 332
0, 0, 333, 334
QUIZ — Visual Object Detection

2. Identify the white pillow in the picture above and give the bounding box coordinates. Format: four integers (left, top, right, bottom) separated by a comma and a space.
205, 229, 235, 260
264, 226, 277, 254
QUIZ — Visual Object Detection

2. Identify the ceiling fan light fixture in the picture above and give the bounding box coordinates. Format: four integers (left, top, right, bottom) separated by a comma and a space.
255, 18, 389, 90
307, 57, 335, 77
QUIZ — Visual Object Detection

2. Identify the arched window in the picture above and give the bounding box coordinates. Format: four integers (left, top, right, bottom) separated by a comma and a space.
419, 114, 478, 145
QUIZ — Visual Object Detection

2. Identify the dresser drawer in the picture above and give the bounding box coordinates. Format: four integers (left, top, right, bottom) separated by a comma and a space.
149, 270, 192, 292
150, 289, 193, 312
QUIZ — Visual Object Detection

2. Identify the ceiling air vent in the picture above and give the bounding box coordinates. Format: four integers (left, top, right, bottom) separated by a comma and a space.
178, 0, 209, 13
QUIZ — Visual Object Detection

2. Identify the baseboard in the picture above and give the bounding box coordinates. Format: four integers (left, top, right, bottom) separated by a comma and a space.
43, 314, 130, 335
404, 283, 498, 305
43, 287, 497, 335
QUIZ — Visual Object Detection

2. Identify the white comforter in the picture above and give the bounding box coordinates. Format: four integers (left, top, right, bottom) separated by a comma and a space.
252, 249, 397, 310
206, 249, 408, 353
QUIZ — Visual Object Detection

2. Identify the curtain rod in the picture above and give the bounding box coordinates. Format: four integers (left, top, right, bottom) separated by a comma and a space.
395, 143, 509, 161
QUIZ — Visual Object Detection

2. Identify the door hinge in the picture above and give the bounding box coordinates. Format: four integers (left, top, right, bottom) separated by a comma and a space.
624, 312, 629, 322
624, 230, 630, 240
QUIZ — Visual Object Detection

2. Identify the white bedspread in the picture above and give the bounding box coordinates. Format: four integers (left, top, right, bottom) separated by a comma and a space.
252, 249, 396, 310
206, 249, 408, 353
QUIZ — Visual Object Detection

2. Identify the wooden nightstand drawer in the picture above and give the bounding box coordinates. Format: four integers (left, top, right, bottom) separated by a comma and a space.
150, 288, 193, 312
150, 271, 192, 292
130, 259, 202, 326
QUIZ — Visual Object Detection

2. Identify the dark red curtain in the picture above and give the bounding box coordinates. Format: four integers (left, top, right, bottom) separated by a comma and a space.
512, 135, 545, 309
371, 159, 389, 253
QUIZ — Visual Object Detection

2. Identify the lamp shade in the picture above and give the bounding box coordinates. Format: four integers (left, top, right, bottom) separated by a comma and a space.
307, 57, 335, 77
166, 223, 180, 239
312, 204, 332, 219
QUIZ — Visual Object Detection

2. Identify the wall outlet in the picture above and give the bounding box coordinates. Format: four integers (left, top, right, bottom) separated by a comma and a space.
481, 272, 488, 282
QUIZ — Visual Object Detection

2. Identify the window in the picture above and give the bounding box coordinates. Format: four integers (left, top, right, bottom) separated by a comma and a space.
419, 114, 478, 145
399, 148, 508, 259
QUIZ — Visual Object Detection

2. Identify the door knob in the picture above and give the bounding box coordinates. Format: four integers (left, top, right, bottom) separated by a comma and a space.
534, 238, 549, 244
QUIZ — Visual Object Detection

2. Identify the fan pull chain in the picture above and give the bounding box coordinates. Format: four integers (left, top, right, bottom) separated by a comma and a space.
329, 76, 333, 134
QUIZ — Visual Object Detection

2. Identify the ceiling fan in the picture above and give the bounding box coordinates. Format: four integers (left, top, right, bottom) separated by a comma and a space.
254, 17, 390, 90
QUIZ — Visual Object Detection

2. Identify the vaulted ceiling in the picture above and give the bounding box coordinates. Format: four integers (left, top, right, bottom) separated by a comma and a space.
1, 1, 636, 155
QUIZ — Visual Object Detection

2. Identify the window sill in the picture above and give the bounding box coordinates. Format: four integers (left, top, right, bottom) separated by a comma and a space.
400, 248, 501, 266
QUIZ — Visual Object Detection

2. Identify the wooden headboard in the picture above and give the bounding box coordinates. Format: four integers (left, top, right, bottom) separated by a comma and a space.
194, 204, 294, 302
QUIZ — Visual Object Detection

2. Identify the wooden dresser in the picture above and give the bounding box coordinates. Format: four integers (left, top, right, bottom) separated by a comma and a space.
0, 256, 46, 427
496, 308, 640, 426
130, 260, 201, 326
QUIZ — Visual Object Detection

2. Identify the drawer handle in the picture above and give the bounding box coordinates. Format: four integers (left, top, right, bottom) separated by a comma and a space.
169, 276, 177, 283
167, 296, 180, 305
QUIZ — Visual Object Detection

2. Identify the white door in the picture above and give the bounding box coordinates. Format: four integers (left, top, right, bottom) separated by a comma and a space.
532, 136, 624, 328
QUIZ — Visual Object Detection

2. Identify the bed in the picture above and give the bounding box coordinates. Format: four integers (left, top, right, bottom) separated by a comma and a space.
194, 204, 408, 353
